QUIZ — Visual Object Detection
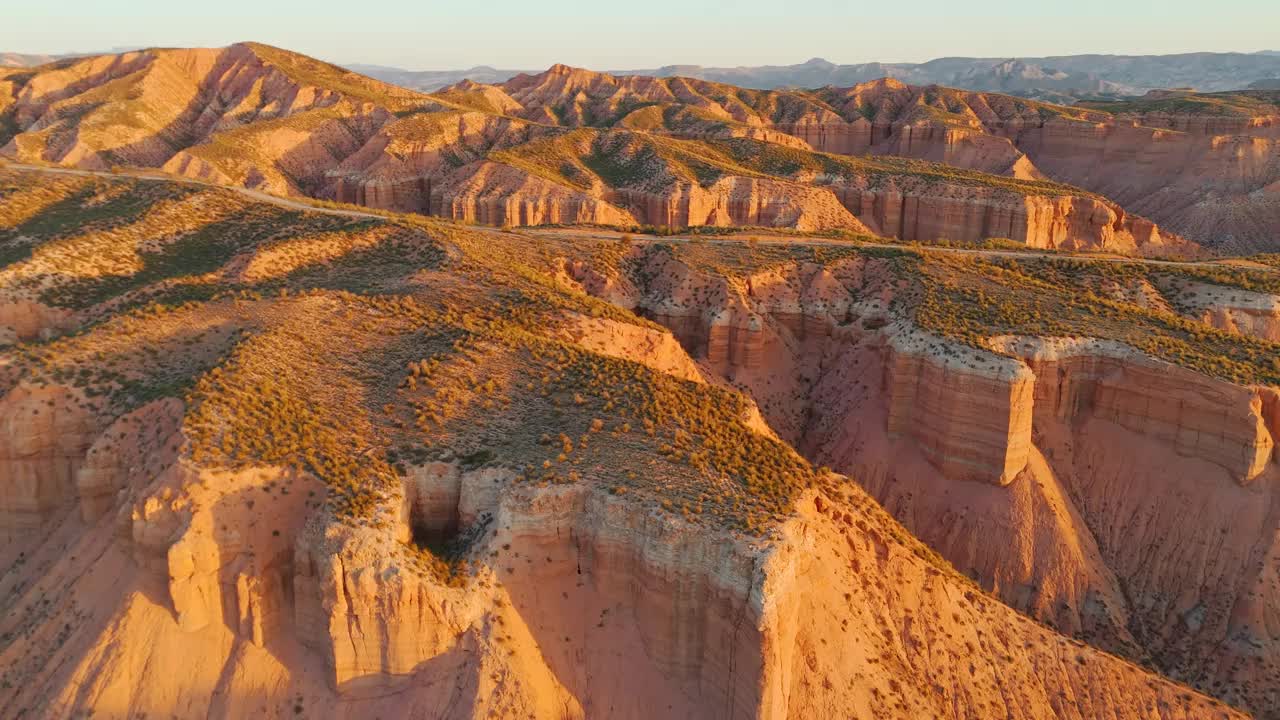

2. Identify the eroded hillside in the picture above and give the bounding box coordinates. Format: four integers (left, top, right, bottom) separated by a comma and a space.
451, 67, 1280, 252
0, 167, 1250, 719
0, 45, 1200, 256
540, 228, 1280, 716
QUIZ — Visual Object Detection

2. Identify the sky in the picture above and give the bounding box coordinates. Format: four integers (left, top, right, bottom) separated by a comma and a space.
3, 0, 1277, 71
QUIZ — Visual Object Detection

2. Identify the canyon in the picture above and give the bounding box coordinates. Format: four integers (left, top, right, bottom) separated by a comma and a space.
553, 237, 1280, 715
3, 37, 1280, 720
459, 66, 1280, 253
1, 166, 1271, 717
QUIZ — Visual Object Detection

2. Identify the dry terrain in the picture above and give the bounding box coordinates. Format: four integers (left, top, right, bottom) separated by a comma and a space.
3, 43, 1245, 254
0, 166, 1275, 718
3, 41, 1280, 720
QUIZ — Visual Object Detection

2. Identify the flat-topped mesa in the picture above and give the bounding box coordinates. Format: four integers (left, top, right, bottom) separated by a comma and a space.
885, 329, 1034, 485
994, 337, 1276, 485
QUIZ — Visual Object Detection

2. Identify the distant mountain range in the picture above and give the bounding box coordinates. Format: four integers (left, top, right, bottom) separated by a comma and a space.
6, 48, 1280, 100
0, 52, 58, 67
1, 47, 141, 68
344, 63, 525, 91
347, 51, 1280, 101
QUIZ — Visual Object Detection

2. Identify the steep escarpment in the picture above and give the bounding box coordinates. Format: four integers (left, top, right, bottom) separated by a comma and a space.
1003, 337, 1275, 483
801, 83, 1280, 253
0, 383, 100, 529
884, 331, 1034, 486
1000, 117, 1280, 254
555, 238, 1280, 714
828, 179, 1173, 251
2, 409, 1242, 720
343, 127, 1182, 251
0, 169, 1244, 719
813, 330, 1280, 713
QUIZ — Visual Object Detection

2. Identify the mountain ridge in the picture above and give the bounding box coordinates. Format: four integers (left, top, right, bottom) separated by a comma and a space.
321, 50, 1280, 98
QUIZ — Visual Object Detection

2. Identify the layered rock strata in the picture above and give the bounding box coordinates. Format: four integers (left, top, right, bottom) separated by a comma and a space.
562, 246, 1280, 714
995, 337, 1276, 484
0, 384, 99, 529
0, 396, 1245, 719
885, 331, 1034, 485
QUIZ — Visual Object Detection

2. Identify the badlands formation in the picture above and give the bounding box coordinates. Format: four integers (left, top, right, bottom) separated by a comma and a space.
3, 41, 1280, 720
0, 167, 1270, 719
0, 42, 1236, 254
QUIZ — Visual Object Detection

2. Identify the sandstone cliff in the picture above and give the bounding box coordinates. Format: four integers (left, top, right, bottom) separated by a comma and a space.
557, 240, 1280, 714
797, 82, 1280, 253
0, 386, 1244, 720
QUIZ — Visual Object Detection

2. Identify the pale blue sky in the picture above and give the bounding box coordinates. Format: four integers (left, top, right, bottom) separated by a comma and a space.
3, 0, 1276, 70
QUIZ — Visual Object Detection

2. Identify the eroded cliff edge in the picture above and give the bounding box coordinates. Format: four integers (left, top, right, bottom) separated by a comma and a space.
557, 239, 1280, 715
0, 385, 1242, 720
0, 166, 1262, 718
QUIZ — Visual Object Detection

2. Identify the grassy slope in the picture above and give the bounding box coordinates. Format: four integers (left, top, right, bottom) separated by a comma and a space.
1078, 90, 1280, 117
0, 168, 827, 538
487, 125, 1108, 200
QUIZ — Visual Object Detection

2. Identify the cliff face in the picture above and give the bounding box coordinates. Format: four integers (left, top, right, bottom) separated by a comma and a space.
607, 178, 869, 232
557, 244, 1279, 714
335, 155, 876, 233
1003, 338, 1276, 484
0, 384, 100, 530
0, 380, 1244, 720
776, 119, 1034, 178
1002, 119, 1280, 253
829, 181, 1171, 251
831, 334, 1278, 714
325, 133, 1182, 251
885, 333, 1034, 485
767, 80, 1280, 252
